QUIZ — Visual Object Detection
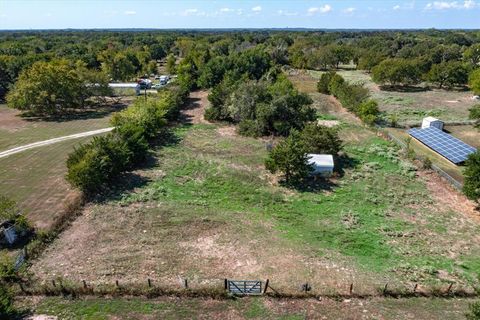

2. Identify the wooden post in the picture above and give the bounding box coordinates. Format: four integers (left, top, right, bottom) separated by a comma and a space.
413, 283, 418, 294
184, 278, 188, 289
263, 279, 269, 294
116, 280, 119, 287
224, 279, 228, 290
82, 280, 87, 289
52, 279, 56, 287
447, 283, 453, 294
148, 278, 152, 288
383, 283, 388, 295
23, 247, 28, 259
349, 283, 353, 295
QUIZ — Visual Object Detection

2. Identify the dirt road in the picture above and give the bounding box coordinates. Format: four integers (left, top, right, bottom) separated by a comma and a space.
0, 127, 113, 159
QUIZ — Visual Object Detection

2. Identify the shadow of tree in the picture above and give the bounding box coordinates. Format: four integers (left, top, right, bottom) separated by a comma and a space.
379, 85, 430, 93
19, 101, 128, 123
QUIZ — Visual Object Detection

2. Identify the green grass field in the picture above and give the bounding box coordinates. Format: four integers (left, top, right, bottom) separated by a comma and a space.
307, 70, 477, 125
0, 103, 116, 229
0, 104, 116, 150
20, 295, 472, 320
30, 120, 480, 292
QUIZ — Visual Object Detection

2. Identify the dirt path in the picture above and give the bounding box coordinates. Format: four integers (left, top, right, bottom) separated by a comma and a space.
326, 95, 363, 125
181, 90, 210, 124
418, 170, 479, 221
0, 127, 113, 159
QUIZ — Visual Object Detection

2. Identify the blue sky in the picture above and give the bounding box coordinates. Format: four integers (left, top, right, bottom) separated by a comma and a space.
1, 0, 479, 30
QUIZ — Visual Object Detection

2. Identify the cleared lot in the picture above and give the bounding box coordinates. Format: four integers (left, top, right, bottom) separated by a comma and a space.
307, 70, 478, 125
30, 88, 480, 294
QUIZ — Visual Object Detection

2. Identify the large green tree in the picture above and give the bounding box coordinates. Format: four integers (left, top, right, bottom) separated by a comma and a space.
427, 61, 469, 88
469, 69, 480, 95
6, 59, 86, 115
372, 58, 421, 87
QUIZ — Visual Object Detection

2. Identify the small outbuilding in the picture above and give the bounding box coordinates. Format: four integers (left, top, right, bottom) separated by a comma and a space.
421, 117, 444, 131
307, 154, 334, 177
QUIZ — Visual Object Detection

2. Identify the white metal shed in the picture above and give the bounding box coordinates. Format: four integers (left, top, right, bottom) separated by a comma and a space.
307, 154, 334, 177
421, 117, 444, 130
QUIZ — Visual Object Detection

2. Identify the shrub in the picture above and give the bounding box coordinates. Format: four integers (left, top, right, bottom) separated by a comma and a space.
470, 104, 480, 128
265, 130, 311, 183
317, 72, 335, 94
357, 99, 380, 125
300, 123, 342, 155
0, 284, 15, 318
466, 301, 480, 320
463, 150, 480, 204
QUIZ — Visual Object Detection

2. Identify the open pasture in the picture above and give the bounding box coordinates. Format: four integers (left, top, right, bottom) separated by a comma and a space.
307, 70, 478, 125
30, 109, 480, 294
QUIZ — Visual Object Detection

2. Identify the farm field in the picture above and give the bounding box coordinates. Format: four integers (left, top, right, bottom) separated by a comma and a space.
307, 70, 478, 125
0, 103, 122, 151
30, 89, 480, 295
0, 102, 121, 230
19, 296, 472, 320
0, 136, 97, 230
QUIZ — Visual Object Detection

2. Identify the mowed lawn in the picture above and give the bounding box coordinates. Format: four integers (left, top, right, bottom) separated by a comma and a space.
0, 103, 119, 230
0, 136, 97, 230
0, 104, 117, 150
307, 70, 478, 125
31, 119, 480, 293
21, 296, 471, 320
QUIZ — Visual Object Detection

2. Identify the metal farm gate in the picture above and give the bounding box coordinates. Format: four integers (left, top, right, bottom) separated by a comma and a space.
225, 279, 263, 295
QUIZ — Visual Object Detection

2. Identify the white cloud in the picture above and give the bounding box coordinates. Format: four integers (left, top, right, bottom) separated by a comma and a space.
277, 9, 298, 16
425, 1, 477, 10
307, 5, 332, 15
182, 8, 198, 16
252, 6, 262, 12
464, 0, 476, 8
124, 10, 136, 15
220, 7, 234, 13
343, 7, 356, 14
393, 5, 401, 10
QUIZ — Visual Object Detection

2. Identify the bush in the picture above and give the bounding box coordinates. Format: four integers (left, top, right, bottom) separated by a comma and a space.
466, 301, 480, 320
463, 151, 480, 204
317, 72, 335, 94
469, 104, 480, 128
67, 87, 187, 194
0, 284, 15, 318
300, 123, 342, 155
66, 135, 132, 193
265, 130, 311, 183
357, 99, 380, 125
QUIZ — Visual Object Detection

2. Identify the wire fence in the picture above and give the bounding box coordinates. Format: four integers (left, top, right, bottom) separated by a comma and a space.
15, 277, 478, 300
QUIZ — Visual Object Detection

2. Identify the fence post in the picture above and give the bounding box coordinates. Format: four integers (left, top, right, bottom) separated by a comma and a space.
148, 278, 152, 288
447, 283, 453, 294
184, 278, 188, 289
115, 280, 119, 288
349, 283, 353, 295
263, 279, 269, 294
224, 279, 228, 290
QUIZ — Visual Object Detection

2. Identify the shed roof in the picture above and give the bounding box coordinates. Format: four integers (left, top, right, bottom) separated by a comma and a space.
423, 116, 442, 122
307, 154, 334, 167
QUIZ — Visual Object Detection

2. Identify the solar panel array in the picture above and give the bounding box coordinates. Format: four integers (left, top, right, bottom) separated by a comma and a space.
408, 127, 477, 164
